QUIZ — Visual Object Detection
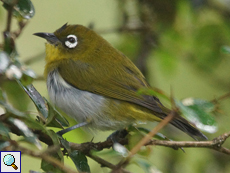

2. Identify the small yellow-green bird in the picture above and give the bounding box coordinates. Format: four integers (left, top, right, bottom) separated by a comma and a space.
34, 24, 207, 140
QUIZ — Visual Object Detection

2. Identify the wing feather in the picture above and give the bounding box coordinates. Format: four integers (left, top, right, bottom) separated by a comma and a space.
58, 58, 164, 115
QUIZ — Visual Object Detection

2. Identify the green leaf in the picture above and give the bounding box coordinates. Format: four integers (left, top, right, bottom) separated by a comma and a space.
176, 98, 217, 133
18, 83, 48, 119
0, 89, 25, 117
8, 117, 41, 149
41, 130, 64, 173
41, 159, 65, 173
20, 69, 36, 86
69, 150, 90, 173
3, 0, 35, 19
60, 137, 71, 153
0, 51, 10, 74
3, 31, 16, 55
133, 157, 161, 173
22, 116, 46, 131
221, 46, 230, 54
15, 0, 35, 19
47, 130, 61, 148
45, 99, 69, 128
0, 89, 7, 104
47, 130, 64, 161
0, 122, 10, 138
135, 127, 170, 140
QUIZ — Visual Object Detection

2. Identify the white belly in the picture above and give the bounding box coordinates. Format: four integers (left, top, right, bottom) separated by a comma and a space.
47, 70, 131, 131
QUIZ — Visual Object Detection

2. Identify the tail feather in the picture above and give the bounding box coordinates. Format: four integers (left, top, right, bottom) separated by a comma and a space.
159, 107, 207, 140
170, 117, 208, 140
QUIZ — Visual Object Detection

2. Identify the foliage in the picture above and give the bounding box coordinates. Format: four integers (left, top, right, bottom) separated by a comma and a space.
0, 0, 230, 173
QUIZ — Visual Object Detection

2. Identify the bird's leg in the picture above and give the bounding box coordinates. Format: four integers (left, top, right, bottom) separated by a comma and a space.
56, 121, 88, 136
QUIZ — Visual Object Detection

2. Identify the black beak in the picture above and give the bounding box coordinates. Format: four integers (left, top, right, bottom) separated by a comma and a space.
33, 32, 60, 45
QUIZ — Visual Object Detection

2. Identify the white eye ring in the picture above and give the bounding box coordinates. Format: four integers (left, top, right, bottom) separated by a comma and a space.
65, 35, 78, 48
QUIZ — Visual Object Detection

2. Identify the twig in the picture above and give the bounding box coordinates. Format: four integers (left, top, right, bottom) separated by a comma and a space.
12, 145, 78, 173
146, 131, 230, 155
87, 153, 131, 173
3, 0, 19, 32
211, 92, 230, 103
4, 115, 230, 156
112, 111, 176, 172
130, 112, 175, 157
2, 114, 230, 173
13, 21, 28, 38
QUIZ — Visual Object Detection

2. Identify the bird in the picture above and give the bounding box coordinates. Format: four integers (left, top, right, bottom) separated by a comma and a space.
34, 23, 207, 140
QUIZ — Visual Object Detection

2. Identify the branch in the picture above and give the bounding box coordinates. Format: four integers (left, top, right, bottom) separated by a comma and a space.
12, 21, 28, 39
4, 143, 78, 173
2, 113, 230, 173
111, 111, 176, 172
146, 131, 230, 155
87, 153, 131, 173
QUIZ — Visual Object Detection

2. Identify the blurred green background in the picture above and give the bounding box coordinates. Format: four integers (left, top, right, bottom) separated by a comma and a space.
1, 0, 230, 172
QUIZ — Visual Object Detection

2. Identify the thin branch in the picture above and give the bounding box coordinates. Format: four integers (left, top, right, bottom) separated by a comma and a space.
87, 153, 131, 173
146, 131, 230, 155
5, 4, 13, 32
13, 21, 28, 38
2, 114, 230, 173
211, 92, 230, 104
130, 111, 176, 157
14, 145, 78, 173
112, 111, 176, 172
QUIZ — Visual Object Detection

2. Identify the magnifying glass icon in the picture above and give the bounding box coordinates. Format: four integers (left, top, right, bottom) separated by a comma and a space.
3, 154, 18, 170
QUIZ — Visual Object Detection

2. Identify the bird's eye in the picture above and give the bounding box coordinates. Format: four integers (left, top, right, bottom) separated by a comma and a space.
65, 35, 78, 48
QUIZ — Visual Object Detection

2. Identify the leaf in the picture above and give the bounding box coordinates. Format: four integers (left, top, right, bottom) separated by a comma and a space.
60, 137, 90, 172
135, 127, 170, 140
3, 31, 16, 54
0, 89, 25, 117
221, 46, 230, 54
22, 116, 46, 131
176, 98, 217, 133
0, 89, 7, 104
0, 122, 10, 138
8, 117, 41, 149
15, 0, 35, 19
0, 51, 10, 74
60, 137, 71, 153
18, 83, 48, 119
3, 0, 35, 19
133, 157, 162, 173
40, 131, 65, 172
47, 130, 61, 150
41, 158, 65, 173
45, 99, 69, 128
69, 150, 90, 173
20, 69, 36, 86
